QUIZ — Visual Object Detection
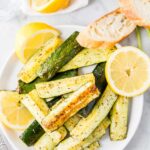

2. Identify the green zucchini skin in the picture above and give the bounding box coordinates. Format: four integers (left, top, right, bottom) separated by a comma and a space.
38, 31, 83, 80
20, 120, 45, 146
79, 62, 107, 117
18, 69, 77, 94
46, 97, 61, 108
18, 78, 44, 94
93, 62, 107, 92
52, 70, 77, 80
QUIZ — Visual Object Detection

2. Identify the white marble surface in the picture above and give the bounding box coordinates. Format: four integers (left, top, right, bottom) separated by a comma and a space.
0, 0, 150, 150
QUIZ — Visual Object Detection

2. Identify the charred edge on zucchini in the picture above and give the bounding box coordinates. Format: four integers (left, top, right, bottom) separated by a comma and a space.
42, 82, 100, 132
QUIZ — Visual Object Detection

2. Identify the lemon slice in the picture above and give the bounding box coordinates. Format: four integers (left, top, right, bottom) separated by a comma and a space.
15, 22, 60, 64
0, 91, 33, 130
105, 46, 150, 97
31, 0, 70, 13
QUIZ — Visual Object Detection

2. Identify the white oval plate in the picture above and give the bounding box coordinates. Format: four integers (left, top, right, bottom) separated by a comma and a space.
0, 25, 144, 150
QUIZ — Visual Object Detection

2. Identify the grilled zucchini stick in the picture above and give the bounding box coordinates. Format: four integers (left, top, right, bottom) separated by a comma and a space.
38, 31, 83, 80
56, 117, 110, 150
42, 82, 100, 132
36, 73, 95, 98
18, 69, 78, 94
59, 48, 115, 72
84, 142, 100, 150
110, 96, 129, 140
34, 126, 67, 150
71, 86, 117, 140
22, 90, 49, 126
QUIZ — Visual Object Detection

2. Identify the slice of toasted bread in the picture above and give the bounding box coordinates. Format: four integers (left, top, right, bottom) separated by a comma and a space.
77, 9, 136, 49
119, 0, 150, 28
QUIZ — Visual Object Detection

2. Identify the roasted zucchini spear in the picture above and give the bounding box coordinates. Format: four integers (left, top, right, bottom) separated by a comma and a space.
34, 126, 67, 150
18, 69, 77, 94
59, 48, 115, 72
110, 96, 129, 141
18, 38, 61, 83
71, 86, 118, 140
56, 117, 110, 150
42, 82, 100, 132
22, 90, 49, 126
36, 73, 95, 98
38, 31, 83, 80
79, 62, 107, 117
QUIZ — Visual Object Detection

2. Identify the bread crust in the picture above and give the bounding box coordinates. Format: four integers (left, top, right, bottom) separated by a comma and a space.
77, 9, 136, 49
119, 0, 150, 28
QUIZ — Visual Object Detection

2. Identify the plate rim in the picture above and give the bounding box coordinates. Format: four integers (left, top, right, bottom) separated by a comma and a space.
0, 25, 144, 150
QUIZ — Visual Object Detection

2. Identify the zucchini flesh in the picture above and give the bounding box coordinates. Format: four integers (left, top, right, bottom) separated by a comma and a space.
84, 142, 100, 150
42, 82, 100, 132
22, 90, 49, 126
18, 69, 77, 94
64, 114, 82, 132
110, 96, 129, 141
76, 117, 110, 150
18, 38, 61, 83
36, 73, 95, 98
38, 31, 83, 80
34, 126, 67, 150
59, 48, 115, 72
79, 62, 107, 117
71, 86, 117, 140
29, 90, 49, 115
56, 117, 110, 150
22, 96, 46, 125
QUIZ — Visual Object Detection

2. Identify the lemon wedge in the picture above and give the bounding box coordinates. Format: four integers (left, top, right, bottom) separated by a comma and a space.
31, 0, 70, 13
0, 91, 33, 130
15, 22, 60, 64
105, 46, 150, 97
